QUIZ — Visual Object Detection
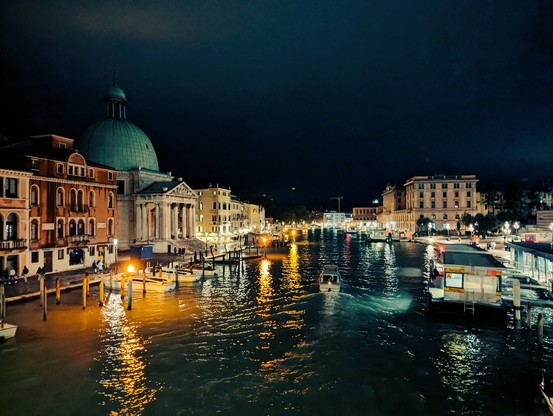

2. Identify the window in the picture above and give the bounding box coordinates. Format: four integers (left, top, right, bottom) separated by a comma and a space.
89, 246, 95, 257
88, 219, 95, 236
467, 183, 472, 189
57, 188, 64, 206
108, 172, 113, 181
467, 200, 472, 208
454, 183, 460, 189
430, 183, 436, 189
467, 191, 471, 197
30, 159, 39, 170
89, 191, 95, 208
199, 202, 203, 210
58, 249, 64, 260
212, 202, 217, 209
30, 186, 39, 205
442, 183, 448, 189
57, 164, 64, 174
59, 143, 66, 149
88, 168, 94, 178
31, 252, 39, 263
57, 219, 64, 239
430, 192, 435, 198
6, 213, 17, 240
5, 178, 18, 198
77, 190, 84, 211
117, 180, 125, 195
443, 201, 447, 208
69, 220, 76, 236
431, 201, 435, 209
70, 189, 77, 211
108, 219, 114, 236
419, 201, 424, 209
454, 191, 459, 198
77, 219, 85, 235
30, 219, 39, 240
442, 191, 447, 198
108, 192, 114, 209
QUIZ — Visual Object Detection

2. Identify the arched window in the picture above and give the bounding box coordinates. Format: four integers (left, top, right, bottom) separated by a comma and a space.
199, 202, 203, 210
108, 218, 114, 236
6, 213, 18, 240
30, 219, 39, 240
108, 192, 114, 209
69, 220, 76, 236
56, 188, 65, 207
88, 219, 95, 236
57, 219, 64, 239
212, 202, 217, 209
77, 219, 85, 235
70, 189, 77, 211
77, 190, 84, 212
30, 185, 39, 206
88, 191, 95, 208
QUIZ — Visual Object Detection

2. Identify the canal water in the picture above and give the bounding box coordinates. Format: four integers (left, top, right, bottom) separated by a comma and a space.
1, 229, 552, 415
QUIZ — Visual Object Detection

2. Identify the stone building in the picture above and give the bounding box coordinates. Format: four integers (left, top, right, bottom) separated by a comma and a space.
0, 134, 117, 275
76, 83, 198, 254
382, 174, 479, 234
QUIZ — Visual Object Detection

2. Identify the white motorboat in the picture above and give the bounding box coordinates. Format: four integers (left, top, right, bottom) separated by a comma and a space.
185, 263, 220, 279
318, 265, 341, 293
0, 322, 17, 340
102, 272, 176, 292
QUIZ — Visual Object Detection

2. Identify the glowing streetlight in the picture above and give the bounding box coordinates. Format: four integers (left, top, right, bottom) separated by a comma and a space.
113, 238, 118, 273
126, 264, 135, 273
513, 221, 519, 237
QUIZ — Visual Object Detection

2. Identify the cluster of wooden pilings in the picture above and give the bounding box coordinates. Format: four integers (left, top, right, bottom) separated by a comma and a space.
511, 279, 546, 347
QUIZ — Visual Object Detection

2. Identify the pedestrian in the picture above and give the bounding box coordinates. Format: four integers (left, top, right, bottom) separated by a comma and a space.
92, 259, 97, 274
37, 266, 44, 276
22, 265, 29, 282
97, 260, 104, 274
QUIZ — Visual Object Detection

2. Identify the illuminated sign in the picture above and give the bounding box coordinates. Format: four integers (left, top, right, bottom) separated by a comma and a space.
445, 272, 463, 288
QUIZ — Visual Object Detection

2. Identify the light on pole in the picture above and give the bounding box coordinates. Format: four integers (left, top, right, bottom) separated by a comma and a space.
113, 238, 118, 273
513, 221, 519, 238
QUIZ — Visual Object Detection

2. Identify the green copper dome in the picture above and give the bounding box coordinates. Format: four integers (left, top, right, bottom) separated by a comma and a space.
77, 84, 159, 172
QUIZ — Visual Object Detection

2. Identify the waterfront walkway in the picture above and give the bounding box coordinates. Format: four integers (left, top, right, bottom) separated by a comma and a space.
1, 246, 264, 304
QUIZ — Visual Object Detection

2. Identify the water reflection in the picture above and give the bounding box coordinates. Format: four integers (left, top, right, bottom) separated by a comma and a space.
98, 294, 158, 414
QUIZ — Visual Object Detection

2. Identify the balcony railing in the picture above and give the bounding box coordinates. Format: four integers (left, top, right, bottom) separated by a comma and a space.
0, 239, 27, 251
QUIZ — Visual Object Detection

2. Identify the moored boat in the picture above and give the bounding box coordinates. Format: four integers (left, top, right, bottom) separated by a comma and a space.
318, 265, 341, 293
0, 322, 17, 341
102, 272, 176, 292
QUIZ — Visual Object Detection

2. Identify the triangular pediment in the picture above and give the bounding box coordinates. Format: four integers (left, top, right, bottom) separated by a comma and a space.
166, 181, 198, 198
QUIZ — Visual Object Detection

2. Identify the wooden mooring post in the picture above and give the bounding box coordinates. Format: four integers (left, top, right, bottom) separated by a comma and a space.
537, 313, 544, 348
98, 281, 104, 307
513, 279, 521, 322
127, 278, 133, 310
82, 276, 87, 310
55, 278, 61, 305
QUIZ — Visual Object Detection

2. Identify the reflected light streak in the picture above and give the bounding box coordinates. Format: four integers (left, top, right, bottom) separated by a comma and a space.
98, 294, 158, 414
436, 332, 485, 396
256, 259, 275, 348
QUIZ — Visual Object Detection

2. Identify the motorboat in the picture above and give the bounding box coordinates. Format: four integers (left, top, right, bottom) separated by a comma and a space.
0, 322, 17, 341
102, 271, 176, 292
540, 374, 553, 414
318, 265, 341, 293
185, 263, 220, 279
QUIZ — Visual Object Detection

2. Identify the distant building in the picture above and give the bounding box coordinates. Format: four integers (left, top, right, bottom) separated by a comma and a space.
323, 211, 346, 228
382, 174, 479, 234
194, 184, 265, 247
76, 83, 198, 254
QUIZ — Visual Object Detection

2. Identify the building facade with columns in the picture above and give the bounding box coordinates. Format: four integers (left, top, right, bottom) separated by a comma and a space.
76, 83, 198, 253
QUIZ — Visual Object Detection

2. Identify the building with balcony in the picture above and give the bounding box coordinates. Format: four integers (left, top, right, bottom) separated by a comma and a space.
0, 134, 118, 275
0, 167, 32, 277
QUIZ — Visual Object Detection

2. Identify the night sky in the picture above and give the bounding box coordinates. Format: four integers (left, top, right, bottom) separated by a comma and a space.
1, 1, 553, 211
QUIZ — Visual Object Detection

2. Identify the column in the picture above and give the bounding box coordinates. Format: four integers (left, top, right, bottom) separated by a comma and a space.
134, 203, 141, 241
190, 204, 196, 238
172, 204, 179, 238
180, 204, 186, 238
141, 203, 147, 241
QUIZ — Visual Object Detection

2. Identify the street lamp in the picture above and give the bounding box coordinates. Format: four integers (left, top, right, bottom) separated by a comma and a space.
445, 223, 450, 240
469, 224, 474, 239
513, 221, 519, 238
113, 238, 118, 273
